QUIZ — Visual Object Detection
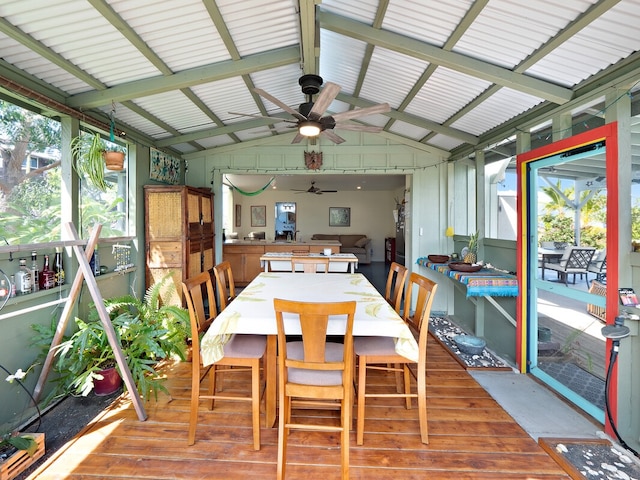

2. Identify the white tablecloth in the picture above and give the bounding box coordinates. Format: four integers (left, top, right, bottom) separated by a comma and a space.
200, 272, 418, 364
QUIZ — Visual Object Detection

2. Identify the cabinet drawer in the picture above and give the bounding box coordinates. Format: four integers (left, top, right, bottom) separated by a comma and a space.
224, 245, 264, 254
148, 241, 182, 267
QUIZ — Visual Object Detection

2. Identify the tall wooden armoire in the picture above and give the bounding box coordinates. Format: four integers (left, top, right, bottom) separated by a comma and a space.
144, 185, 215, 305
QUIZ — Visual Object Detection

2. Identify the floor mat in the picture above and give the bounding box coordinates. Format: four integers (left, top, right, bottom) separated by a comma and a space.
538, 361, 605, 410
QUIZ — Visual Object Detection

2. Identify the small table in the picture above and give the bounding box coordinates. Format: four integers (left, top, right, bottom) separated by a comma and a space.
200, 272, 417, 428
539, 247, 566, 264
260, 252, 358, 273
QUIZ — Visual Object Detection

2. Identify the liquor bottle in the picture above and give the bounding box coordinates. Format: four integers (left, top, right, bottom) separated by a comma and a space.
31, 251, 40, 292
54, 247, 65, 286
15, 258, 32, 294
40, 254, 55, 290
9, 275, 16, 297
92, 246, 100, 276
0, 279, 8, 298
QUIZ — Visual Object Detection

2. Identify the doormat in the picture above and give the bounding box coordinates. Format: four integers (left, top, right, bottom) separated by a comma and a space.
428, 316, 511, 370
539, 437, 640, 479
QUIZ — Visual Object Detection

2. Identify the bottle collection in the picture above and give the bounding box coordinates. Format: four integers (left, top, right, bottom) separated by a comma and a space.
9, 249, 65, 296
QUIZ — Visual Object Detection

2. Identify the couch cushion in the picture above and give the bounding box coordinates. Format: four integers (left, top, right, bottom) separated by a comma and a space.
354, 237, 369, 248
312, 234, 340, 241
339, 234, 366, 248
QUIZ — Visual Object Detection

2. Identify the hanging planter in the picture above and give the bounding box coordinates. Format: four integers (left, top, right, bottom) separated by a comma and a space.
103, 151, 125, 171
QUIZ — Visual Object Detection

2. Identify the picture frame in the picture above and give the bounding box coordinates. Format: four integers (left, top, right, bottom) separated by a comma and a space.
251, 205, 266, 227
235, 204, 241, 227
329, 207, 350, 227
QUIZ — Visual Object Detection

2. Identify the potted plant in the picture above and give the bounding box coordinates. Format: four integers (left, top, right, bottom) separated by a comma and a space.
70, 133, 127, 191
40, 275, 188, 401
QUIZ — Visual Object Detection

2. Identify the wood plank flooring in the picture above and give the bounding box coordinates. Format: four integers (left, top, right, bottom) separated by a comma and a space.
26, 335, 571, 479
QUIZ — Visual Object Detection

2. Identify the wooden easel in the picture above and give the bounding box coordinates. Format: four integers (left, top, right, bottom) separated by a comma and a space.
33, 223, 147, 421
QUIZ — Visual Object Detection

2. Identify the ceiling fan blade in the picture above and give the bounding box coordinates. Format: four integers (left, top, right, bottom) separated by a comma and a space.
308, 82, 340, 119
321, 129, 346, 144
229, 111, 297, 123
254, 88, 307, 121
335, 124, 383, 132
291, 132, 305, 144
331, 103, 390, 123
319, 190, 337, 193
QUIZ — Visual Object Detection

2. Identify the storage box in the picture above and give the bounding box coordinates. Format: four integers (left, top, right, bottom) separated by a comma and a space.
0, 433, 45, 480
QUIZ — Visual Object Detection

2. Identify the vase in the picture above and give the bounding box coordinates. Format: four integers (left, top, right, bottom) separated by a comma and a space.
94, 367, 122, 396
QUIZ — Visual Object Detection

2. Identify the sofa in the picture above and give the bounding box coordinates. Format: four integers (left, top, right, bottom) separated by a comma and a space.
311, 234, 372, 264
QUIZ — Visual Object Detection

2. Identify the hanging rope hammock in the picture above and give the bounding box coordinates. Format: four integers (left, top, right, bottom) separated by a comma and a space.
224, 176, 275, 196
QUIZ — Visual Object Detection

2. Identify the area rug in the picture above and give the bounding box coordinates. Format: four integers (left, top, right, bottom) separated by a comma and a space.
429, 316, 511, 369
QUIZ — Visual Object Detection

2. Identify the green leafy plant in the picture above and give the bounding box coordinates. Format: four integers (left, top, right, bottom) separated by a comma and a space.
47, 275, 188, 401
70, 133, 127, 192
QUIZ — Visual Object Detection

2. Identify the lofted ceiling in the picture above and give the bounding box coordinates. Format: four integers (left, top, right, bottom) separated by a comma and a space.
1, 0, 640, 171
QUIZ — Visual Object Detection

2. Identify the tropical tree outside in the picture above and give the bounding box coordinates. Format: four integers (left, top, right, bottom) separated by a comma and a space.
0, 100, 127, 245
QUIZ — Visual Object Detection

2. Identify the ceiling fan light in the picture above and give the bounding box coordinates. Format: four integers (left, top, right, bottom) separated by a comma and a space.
299, 121, 321, 136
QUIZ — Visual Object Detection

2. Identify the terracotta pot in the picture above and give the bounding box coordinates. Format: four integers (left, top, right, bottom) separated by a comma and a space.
102, 151, 125, 171
94, 366, 122, 396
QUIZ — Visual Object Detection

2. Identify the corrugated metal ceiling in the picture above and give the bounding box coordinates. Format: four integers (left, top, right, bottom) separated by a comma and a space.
0, 0, 639, 167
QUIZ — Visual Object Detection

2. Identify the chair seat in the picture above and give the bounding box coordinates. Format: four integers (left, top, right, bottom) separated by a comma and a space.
354, 336, 397, 356
287, 341, 344, 385
223, 334, 267, 358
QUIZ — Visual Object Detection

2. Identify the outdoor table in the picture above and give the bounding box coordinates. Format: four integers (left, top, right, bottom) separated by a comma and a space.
200, 272, 418, 428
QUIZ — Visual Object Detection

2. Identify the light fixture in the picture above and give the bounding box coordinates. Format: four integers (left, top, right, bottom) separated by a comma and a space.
299, 121, 321, 137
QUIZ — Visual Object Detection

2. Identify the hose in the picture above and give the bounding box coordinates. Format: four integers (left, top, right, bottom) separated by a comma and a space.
604, 342, 639, 457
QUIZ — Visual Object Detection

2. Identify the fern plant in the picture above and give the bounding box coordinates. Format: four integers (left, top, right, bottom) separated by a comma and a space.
47, 274, 188, 401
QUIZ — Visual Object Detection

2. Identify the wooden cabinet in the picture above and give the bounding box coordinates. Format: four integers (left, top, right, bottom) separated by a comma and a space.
223, 245, 263, 286
144, 185, 215, 305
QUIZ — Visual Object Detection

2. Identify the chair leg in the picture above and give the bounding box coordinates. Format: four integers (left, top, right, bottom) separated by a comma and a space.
251, 359, 261, 451
277, 393, 289, 480
403, 364, 412, 409
341, 395, 350, 480
417, 370, 429, 444
210, 364, 218, 410
356, 355, 367, 445
188, 365, 200, 445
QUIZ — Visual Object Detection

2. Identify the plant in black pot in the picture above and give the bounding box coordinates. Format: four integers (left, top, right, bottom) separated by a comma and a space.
45, 275, 188, 401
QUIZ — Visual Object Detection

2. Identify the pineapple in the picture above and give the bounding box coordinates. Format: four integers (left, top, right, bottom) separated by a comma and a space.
464, 231, 478, 264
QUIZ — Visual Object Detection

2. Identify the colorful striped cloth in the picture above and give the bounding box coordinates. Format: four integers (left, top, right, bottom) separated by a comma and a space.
416, 258, 518, 298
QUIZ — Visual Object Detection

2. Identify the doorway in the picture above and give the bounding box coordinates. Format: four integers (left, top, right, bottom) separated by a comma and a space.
517, 123, 619, 423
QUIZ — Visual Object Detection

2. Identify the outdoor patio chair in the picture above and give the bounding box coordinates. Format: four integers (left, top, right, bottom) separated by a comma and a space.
354, 272, 438, 445
182, 271, 266, 449
273, 298, 356, 480
542, 246, 596, 286
587, 250, 607, 283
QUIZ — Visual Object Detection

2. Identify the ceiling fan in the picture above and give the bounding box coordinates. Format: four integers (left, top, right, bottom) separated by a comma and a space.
231, 74, 390, 144
292, 181, 337, 195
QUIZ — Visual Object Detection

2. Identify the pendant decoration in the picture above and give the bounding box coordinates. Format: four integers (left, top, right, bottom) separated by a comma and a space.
304, 151, 323, 170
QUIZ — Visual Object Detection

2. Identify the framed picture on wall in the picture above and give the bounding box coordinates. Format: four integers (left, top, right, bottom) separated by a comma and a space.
329, 207, 350, 227
235, 204, 241, 227
251, 205, 266, 227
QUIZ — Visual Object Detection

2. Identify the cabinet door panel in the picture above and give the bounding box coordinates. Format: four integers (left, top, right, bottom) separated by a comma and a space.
224, 253, 244, 282
148, 241, 182, 267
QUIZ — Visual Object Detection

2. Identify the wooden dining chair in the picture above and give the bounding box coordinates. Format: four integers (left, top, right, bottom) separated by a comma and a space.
212, 261, 237, 311
291, 256, 330, 273
385, 261, 408, 313
354, 272, 437, 445
273, 298, 356, 480
182, 271, 266, 450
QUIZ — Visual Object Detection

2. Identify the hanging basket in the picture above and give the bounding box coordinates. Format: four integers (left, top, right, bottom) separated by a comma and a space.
0, 433, 45, 480
102, 151, 125, 171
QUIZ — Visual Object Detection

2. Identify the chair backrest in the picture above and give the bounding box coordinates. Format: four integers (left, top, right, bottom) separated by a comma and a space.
212, 261, 236, 310
403, 272, 438, 353
385, 262, 408, 313
563, 247, 596, 270
273, 298, 356, 386
182, 271, 218, 365
291, 256, 330, 273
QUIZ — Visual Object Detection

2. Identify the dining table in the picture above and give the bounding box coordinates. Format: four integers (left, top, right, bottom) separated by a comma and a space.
200, 272, 419, 428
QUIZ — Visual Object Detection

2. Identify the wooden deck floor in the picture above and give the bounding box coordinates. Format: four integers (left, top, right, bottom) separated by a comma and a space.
26, 335, 571, 479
